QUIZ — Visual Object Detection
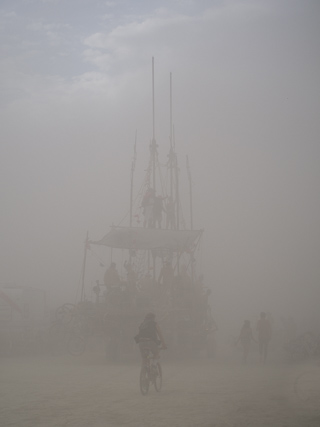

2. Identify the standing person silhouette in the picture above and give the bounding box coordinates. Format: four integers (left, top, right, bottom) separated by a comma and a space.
237, 320, 256, 364
257, 312, 272, 363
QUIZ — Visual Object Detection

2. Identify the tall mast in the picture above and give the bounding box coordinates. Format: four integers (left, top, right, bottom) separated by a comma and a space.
80, 231, 89, 302
187, 156, 195, 287
170, 72, 173, 199
186, 155, 193, 230
152, 57, 156, 193
174, 126, 180, 231
174, 126, 180, 276
129, 131, 137, 228
151, 57, 156, 282
152, 57, 155, 144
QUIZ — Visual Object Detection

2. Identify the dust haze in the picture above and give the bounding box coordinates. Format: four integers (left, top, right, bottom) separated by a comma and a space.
1, 1, 320, 426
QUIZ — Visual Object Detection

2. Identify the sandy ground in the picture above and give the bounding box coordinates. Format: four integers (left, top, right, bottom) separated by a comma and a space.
1, 353, 320, 427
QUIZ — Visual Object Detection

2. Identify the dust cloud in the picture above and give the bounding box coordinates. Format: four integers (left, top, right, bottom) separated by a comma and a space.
1, 0, 320, 426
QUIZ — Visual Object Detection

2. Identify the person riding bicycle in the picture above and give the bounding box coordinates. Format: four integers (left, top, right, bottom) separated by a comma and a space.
135, 312, 167, 363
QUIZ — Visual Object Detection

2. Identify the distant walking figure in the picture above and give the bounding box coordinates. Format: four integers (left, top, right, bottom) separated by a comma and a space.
237, 320, 256, 364
257, 312, 272, 363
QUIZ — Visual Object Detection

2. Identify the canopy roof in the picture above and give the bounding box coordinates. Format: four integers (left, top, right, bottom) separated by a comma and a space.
90, 226, 203, 252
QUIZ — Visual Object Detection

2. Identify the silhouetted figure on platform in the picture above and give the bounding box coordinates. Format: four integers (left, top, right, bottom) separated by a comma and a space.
141, 188, 155, 228
103, 262, 120, 290
93, 280, 101, 304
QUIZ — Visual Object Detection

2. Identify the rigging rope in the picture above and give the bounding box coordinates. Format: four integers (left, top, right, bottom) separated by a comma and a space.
88, 248, 105, 267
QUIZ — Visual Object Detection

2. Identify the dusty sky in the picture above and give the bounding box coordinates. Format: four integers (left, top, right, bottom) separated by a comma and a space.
1, 0, 320, 330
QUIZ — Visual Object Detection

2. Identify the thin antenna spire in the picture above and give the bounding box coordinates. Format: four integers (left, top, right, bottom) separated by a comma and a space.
173, 125, 179, 231
186, 155, 193, 230
170, 72, 173, 198
129, 131, 137, 227
170, 72, 173, 148
151, 57, 156, 192
80, 231, 89, 302
152, 57, 155, 141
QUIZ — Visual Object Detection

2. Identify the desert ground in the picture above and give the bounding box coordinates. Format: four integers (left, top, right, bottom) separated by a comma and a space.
1, 349, 320, 427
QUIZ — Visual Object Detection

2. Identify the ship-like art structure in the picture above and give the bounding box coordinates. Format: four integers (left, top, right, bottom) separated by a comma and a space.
54, 59, 216, 360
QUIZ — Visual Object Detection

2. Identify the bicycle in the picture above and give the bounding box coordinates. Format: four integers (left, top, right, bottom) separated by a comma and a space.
139, 347, 163, 395
285, 332, 320, 362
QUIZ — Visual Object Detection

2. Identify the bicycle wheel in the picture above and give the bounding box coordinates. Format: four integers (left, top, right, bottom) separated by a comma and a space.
154, 362, 162, 392
55, 303, 76, 325
140, 366, 149, 395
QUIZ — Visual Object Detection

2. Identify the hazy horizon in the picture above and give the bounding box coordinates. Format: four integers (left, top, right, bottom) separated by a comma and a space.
1, 0, 320, 332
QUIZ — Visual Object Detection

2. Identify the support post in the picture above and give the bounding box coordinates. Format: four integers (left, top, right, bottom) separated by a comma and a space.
80, 231, 89, 303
